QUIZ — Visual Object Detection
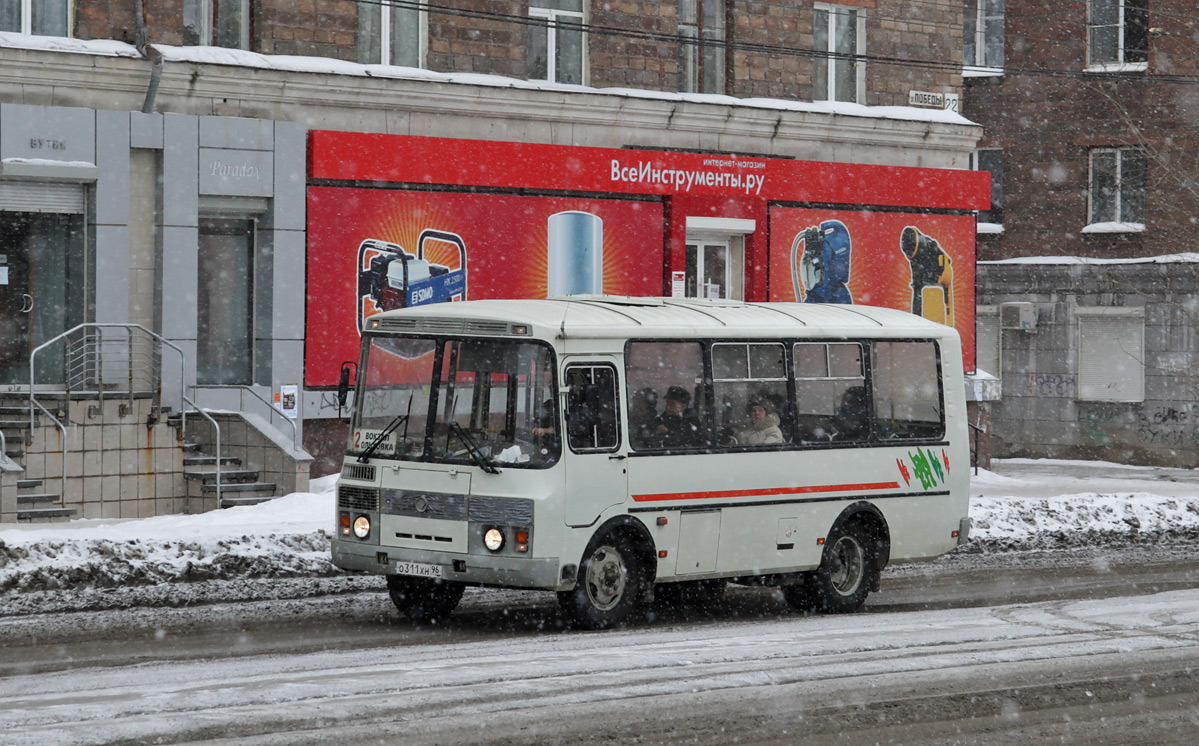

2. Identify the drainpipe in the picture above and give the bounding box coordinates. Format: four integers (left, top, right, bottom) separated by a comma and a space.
135, 0, 162, 114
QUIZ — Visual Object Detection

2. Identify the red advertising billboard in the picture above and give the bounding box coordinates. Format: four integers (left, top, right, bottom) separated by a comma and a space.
768, 207, 977, 371
306, 187, 665, 386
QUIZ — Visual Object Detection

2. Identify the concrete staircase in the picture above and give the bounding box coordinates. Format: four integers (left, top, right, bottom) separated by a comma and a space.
0, 404, 74, 522
182, 442, 278, 509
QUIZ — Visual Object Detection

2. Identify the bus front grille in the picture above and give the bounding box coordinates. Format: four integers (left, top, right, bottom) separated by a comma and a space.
341, 464, 376, 481
338, 485, 380, 512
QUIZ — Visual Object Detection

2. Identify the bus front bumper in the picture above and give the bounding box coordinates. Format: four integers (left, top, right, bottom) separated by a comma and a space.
332, 538, 568, 591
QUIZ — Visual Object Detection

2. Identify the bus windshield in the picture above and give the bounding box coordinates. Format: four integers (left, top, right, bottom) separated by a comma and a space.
350, 335, 559, 468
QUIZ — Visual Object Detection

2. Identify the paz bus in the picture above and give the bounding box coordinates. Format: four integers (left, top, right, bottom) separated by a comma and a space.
332, 297, 970, 629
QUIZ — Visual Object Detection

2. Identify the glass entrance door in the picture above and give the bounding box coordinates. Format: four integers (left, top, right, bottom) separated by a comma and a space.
0, 212, 84, 384
684, 240, 731, 299
197, 217, 256, 385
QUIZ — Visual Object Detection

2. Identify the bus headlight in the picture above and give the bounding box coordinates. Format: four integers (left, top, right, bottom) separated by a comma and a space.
353, 515, 371, 539
484, 528, 505, 552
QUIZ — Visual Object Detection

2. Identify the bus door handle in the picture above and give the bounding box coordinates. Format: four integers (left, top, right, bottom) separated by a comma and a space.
20, 294, 33, 313
608, 453, 627, 461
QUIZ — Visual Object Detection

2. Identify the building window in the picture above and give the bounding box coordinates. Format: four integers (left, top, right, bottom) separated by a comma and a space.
679, 0, 726, 94
1088, 148, 1146, 228
529, 0, 584, 85
973, 149, 1004, 224
0, 0, 71, 35
358, 0, 423, 67
197, 218, 256, 385
964, 0, 1004, 68
813, 4, 863, 103
1077, 309, 1144, 402
201, 0, 250, 49
1088, 0, 1148, 69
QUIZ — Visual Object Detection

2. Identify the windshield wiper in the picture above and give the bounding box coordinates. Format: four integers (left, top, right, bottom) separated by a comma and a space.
447, 422, 501, 474
357, 413, 410, 463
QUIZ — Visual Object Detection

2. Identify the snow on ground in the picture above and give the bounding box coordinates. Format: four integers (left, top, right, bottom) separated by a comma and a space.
1, 461, 1197, 599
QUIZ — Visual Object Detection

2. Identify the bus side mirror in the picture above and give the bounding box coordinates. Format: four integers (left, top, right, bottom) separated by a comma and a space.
338, 361, 356, 411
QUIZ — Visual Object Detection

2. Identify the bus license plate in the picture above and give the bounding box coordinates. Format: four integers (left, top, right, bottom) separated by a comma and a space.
394, 561, 443, 579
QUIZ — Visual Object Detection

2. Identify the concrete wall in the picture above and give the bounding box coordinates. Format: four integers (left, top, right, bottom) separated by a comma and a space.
978, 260, 1199, 467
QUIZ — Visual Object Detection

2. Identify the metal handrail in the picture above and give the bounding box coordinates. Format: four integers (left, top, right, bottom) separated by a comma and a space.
195, 384, 299, 452
185, 395, 221, 505
31, 398, 68, 495
30, 323, 188, 432
28, 323, 190, 503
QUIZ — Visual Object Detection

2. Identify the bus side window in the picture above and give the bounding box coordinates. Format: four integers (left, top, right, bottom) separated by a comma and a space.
565, 365, 620, 452
625, 341, 708, 451
794, 342, 867, 442
871, 341, 944, 440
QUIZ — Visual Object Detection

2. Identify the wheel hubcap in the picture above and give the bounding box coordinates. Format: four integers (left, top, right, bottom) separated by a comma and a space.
585, 546, 627, 612
828, 535, 865, 596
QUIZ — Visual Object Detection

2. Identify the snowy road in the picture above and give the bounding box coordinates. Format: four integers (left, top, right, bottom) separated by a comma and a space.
2, 553, 1198, 746
2, 459, 1198, 744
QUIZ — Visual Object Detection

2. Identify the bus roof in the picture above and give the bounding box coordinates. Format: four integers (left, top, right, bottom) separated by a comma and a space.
367, 296, 960, 341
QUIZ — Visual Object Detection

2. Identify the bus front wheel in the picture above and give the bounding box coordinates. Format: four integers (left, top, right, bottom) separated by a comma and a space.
559, 533, 643, 630
386, 575, 465, 624
784, 521, 878, 614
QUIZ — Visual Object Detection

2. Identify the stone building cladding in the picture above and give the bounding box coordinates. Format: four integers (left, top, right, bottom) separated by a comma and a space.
964, 0, 1199, 263
72, 1, 961, 107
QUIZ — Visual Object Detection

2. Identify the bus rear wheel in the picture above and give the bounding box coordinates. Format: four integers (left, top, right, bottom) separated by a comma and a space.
559, 533, 643, 630
784, 521, 878, 614
386, 575, 465, 624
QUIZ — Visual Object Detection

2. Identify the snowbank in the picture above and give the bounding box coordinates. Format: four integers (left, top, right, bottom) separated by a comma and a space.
2, 464, 1198, 594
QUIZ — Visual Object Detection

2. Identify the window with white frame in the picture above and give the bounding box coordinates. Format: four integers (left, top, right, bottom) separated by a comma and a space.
1088, 148, 1146, 228
201, 0, 250, 49
813, 4, 863, 103
964, 0, 1004, 69
972, 149, 1004, 224
1077, 309, 1144, 402
358, 0, 424, 67
0, 0, 70, 35
1088, 0, 1148, 69
679, 0, 726, 94
528, 0, 584, 85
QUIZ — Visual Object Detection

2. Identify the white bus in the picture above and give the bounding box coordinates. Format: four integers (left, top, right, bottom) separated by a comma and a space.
332, 297, 970, 629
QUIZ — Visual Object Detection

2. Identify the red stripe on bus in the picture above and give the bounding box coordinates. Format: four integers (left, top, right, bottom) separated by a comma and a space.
631, 482, 902, 503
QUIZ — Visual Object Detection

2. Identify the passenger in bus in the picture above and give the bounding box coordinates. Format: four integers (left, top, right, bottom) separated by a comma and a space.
736, 399, 784, 445
653, 385, 702, 448
828, 385, 869, 440
629, 387, 659, 448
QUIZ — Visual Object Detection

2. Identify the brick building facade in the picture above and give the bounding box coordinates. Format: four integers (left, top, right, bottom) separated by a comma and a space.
62, 1, 962, 107
965, 0, 1199, 466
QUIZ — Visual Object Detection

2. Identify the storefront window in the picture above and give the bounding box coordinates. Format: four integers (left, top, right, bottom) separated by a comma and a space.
0, 210, 86, 384
197, 218, 255, 385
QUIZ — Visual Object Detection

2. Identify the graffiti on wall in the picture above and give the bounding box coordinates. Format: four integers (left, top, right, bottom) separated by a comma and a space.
1020, 374, 1076, 397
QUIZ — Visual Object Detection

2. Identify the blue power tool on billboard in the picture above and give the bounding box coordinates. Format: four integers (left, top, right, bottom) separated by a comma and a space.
790, 219, 854, 304
356, 229, 468, 333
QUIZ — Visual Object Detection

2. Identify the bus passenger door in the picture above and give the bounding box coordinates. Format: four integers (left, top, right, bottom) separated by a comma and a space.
562, 362, 627, 527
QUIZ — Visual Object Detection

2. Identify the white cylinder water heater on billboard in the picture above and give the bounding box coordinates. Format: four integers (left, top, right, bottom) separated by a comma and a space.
547, 210, 603, 296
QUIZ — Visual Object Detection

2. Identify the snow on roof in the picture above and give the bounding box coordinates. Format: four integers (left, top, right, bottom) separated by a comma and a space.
0, 31, 140, 57
981, 252, 1199, 265
146, 43, 977, 127
0, 31, 978, 128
